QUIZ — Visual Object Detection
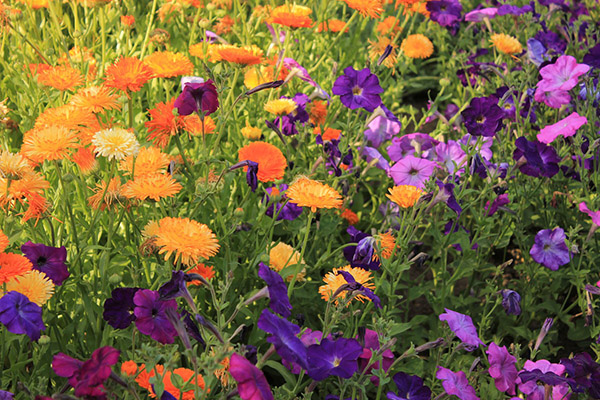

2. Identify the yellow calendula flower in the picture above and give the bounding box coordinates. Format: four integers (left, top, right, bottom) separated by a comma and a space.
269, 242, 306, 282
286, 177, 343, 212
400, 34, 434, 59
264, 99, 297, 116
386, 185, 423, 208
7, 270, 55, 306
319, 265, 375, 305
490, 33, 522, 55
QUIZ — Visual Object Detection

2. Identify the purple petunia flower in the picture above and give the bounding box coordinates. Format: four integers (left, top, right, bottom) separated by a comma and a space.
343, 226, 380, 271
560, 352, 600, 395
427, 0, 462, 31
364, 115, 401, 148
0, 391, 14, 400
284, 329, 323, 374
485, 193, 510, 216
307, 338, 363, 380
432, 180, 462, 216
461, 97, 504, 137
436, 367, 480, 400
337, 270, 382, 309
537, 55, 590, 92
464, 7, 497, 22
387, 372, 431, 400
530, 228, 571, 271
500, 289, 521, 316
258, 262, 292, 318
133, 289, 178, 344
273, 93, 311, 136
387, 133, 439, 162
263, 184, 303, 221
583, 43, 600, 70
21, 242, 69, 286
257, 309, 308, 370
528, 38, 549, 67
360, 146, 390, 171
174, 79, 219, 116
487, 343, 518, 395
517, 360, 569, 400
388, 155, 437, 189
103, 287, 140, 329
0, 291, 45, 341
230, 353, 274, 400
439, 309, 485, 349
230, 160, 259, 192
435, 141, 467, 176
537, 112, 587, 144
52, 346, 120, 399
332, 67, 383, 113
513, 137, 561, 178
358, 329, 394, 385
579, 202, 600, 226
498, 4, 532, 15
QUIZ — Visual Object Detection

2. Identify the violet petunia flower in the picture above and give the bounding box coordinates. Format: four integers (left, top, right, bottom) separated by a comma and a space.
263, 184, 303, 221
435, 141, 467, 176
529, 228, 571, 271
364, 115, 401, 148
360, 147, 390, 171
103, 287, 140, 329
560, 352, 600, 395
528, 38, 549, 67
358, 329, 394, 385
583, 43, 600, 70
307, 338, 363, 380
513, 137, 561, 178
439, 309, 485, 349
427, 0, 462, 31
257, 309, 308, 370
21, 242, 69, 286
174, 79, 219, 116
537, 112, 587, 144
498, 4, 532, 15
517, 360, 570, 400
230, 160, 259, 192
386, 372, 431, 400
388, 155, 437, 189
464, 7, 497, 22
337, 270, 382, 309
484, 193, 510, 217
388, 133, 439, 162
332, 67, 383, 113
500, 289, 521, 316
343, 226, 380, 271
0, 291, 45, 341
133, 289, 178, 344
436, 367, 480, 400
230, 353, 274, 400
258, 262, 292, 318
461, 97, 504, 137
537, 55, 590, 92
579, 202, 600, 226
0, 391, 13, 400
283, 329, 323, 374
432, 180, 462, 216
487, 343, 518, 395
273, 93, 310, 136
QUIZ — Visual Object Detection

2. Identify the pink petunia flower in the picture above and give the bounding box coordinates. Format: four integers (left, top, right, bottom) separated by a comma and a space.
537, 112, 587, 144
579, 202, 600, 226
487, 343, 518, 395
465, 7, 498, 22
537, 55, 590, 92
436, 367, 480, 400
517, 360, 570, 400
230, 353, 274, 400
388, 155, 437, 188
533, 86, 571, 108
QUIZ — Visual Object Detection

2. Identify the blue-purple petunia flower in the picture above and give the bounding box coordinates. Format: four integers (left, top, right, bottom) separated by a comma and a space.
513, 137, 561, 178
258, 262, 292, 318
332, 67, 383, 113
307, 338, 363, 380
257, 309, 308, 370
0, 291, 45, 341
103, 287, 140, 329
133, 289, 178, 344
387, 372, 431, 400
461, 97, 504, 137
21, 242, 69, 286
500, 289, 521, 316
529, 228, 571, 271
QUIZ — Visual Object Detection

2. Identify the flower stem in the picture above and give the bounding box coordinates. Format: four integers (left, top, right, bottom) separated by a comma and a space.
287, 211, 313, 297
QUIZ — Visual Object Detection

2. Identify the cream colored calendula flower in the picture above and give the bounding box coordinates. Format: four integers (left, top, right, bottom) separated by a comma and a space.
92, 128, 140, 161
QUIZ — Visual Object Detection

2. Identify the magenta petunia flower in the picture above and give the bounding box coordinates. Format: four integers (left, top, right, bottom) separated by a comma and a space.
229, 353, 274, 400
439, 309, 485, 349
174, 79, 219, 116
388, 155, 437, 188
517, 359, 569, 400
537, 55, 590, 92
487, 343, 518, 395
464, 7, 498, 22
537, 112, 587, 144
332, 66, 383, 112
436, 367, 480, 400
579, 202, 600, 226
533, 87, 571, 109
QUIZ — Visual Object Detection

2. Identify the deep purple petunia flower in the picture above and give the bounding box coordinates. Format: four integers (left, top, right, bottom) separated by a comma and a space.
387, 372, 431, 400
461, 97, 504, 137
436, 367, 480, 400
174, 80, 219, 116
343, 226, 380, 271
257, 309, 308, 370
0, 291, 45, 341
307, 338, 363, 380
487, 343, 518, 395
0, 391, 13, 400
332, 66, 383, 113
529, 228, 571, 271
513, 137, 561, 178
52, 346, 120, 398
21, 242, 69, 286
500, 289, 521, 316
561, 352, 600, 395
583, 43, 600, 70
133, 289, 178, 344
103, 287, 140, 329
432, 180, 462, 216
388, 155, 437, 189
439, 309, 485, 349
284, 329, 323, 374
427, 0, 462, 30
337, 270, 381, 309
263, 184, 303, 221
485, 193, 510, 217
230, 353, 274, 400
258, 262, 292, 318
230, 160, 259, 192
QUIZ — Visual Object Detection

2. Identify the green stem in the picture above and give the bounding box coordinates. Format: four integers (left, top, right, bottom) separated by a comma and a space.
309, 10, 359, 73
139, 0, 159, 59
287, 212, 313, 297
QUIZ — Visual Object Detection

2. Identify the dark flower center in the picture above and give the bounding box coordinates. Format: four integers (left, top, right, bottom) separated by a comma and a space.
352, 85, 363, 96
37, 256, 47, 267
476, 115, 486, 124
409, 168, 419, 176
544, 244, 551, 251
152, 308, 159, 317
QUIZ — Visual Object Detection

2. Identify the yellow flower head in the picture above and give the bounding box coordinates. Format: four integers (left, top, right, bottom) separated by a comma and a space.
490, 33, 522, 55
264, 99, 297, 116
6, 270, 55, 306
269, 242, 306, 282
286, 177, 343, 212
92, 128, 140, 161
319, 265, 375, 305
401, 34, 434, 59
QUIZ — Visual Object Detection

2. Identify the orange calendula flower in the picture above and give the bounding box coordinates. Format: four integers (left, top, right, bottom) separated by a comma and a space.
401, 34, 434, 59
16, 0, 49, 9
20, 193, 51, 225
490, 33, 522, 55
395, 0, 421, 5
7, 270, 55, 306
0, 229, 9, 252
386, 185, 423, 208
122, 173, 182, 201
37, 65, 84, 91
268, 4, 313, 28
121, 360, 138, 376
269, 242, 306, 282
241, 124, 262, 140
150, 368, 205, 400
214, 44, 263, 65
340, 208, 359, 225
182, 115, 216, 136
369, 36, 398, 68
377, 16, 402, 36
1, 172, 49, 206
21, 126, 78, 163
0, 151, 33, 179
144, 51, 194, 78
313, 127, 342, 141
308, 100, 327, 125
317, 19, 348, 33
121, 15, 135, 26
0, 253, 32, 284
119, 146, 170, 177
189, 43, 221, 62
104, 57, 154, 93
319, 265, 375, 304
341, 0, 383, 18
214, 15, 234, 35
378, 231, 396, 259
35, 104, 100, 145
238, 141, 287, 182
186, 263, 215, 285
88, 177, 124, 211
244, 65, 275, 90
264, 99, 296, 115
70, 86, 121, 114
145, 99, 182, 148
71, 146, 98, 174
286, 177, 343, 212
143, 217, 220, 266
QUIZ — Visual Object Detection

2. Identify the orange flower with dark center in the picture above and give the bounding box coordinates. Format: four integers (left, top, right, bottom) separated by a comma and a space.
70, 86, 121, 114
268, 4, 313, 28
238, 141, 287, 182
122, 173, 182, 201
214, 44, 263, 65
341, 0, 383, 18
21, 126, 79, 163
104, 57, 154, 93
286, 177, 343, 212
37, 65, 84, 91
145, 99, 183, 148
0, 253, 32, 284
144, 51, 194, 78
